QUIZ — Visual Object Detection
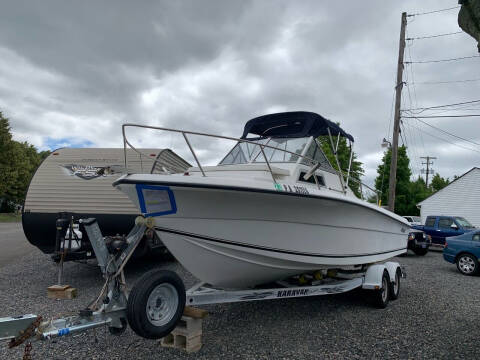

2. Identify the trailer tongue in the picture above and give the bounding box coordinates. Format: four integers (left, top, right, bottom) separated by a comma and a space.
1, 217, 148, 347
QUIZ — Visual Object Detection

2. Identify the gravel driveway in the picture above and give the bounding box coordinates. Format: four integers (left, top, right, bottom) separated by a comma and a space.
0, 223, 34, 269
0, 249, 479, 359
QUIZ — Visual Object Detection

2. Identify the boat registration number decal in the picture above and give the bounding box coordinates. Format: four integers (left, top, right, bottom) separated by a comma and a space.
136, 184, 177, 217
274, 183, 309, 195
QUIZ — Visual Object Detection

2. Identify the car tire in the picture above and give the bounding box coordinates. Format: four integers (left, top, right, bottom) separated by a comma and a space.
413, 248, 428, 256
456, 253, 479, 276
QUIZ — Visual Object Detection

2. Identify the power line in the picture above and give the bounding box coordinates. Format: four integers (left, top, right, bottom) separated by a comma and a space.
407, 6, 460, 17
411, 78, 480, 85
403, 108, 480, 117
404, 35, 426, 157
401, 83, 422, 176
412, 117, 480, 147
400, 121, 420, 177
406, 31, 463, 40
399, 127, 407, 147
405, 55, 480, 64
402, 99, 480, 112
406, 120, 480, 154
403, 114, 480, 118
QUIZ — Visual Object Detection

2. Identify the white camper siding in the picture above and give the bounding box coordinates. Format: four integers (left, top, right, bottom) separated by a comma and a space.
24, 148, 189, 215
418, 168, 480, 227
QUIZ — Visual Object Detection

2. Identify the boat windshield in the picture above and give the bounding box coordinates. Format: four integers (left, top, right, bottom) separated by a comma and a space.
219, 137, 333, 169
455, 217, 475, 228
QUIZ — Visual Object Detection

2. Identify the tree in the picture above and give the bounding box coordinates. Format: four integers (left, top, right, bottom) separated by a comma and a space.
374, 146, 412, 214
373, 144, 454, 215
404, 177, 432, 216
0, 112, 49, 212
430, 173, 449, 192
0, 113, 16, 207
317, 134, 364, 198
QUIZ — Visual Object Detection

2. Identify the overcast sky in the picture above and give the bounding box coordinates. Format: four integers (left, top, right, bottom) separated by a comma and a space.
1, 0, 478, 189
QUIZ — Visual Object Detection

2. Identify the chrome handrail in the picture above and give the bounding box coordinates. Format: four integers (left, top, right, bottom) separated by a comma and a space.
121, 124, 321, 184
121, 123, 377, 198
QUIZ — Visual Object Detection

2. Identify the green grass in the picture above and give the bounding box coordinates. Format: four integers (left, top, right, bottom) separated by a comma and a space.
0, 213, 21, 222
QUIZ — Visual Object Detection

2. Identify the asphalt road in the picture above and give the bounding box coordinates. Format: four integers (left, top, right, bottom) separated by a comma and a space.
1, 242, 479, 359
0, 222, 35, 268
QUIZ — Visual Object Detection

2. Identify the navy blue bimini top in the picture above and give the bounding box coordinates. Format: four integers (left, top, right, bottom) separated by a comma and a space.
241, 111, 354, 142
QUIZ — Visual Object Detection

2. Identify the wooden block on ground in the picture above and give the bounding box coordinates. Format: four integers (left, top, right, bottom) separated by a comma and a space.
48, 285, 70, 292
47, 285, 77, 299
183, 306, 208, 319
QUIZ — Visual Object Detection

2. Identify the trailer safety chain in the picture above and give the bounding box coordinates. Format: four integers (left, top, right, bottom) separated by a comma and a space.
23, 342, 32, 360
8, 316, 43, 348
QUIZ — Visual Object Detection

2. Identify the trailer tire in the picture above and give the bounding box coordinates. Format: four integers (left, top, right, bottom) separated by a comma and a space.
127, 269, 185, 339
389, 268, 401, 300
372, 270, 390, 308
413, 248, 428, 256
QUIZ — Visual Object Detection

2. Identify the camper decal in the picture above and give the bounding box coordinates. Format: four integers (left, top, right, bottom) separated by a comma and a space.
61, 164, 124, 180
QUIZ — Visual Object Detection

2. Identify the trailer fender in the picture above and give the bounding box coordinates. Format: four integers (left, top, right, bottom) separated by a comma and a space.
362, 264, 386, 290
362, 262, 401, 290
383, 261, 402, 285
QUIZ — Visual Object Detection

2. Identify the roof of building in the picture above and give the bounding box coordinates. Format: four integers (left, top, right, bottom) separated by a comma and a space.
418, 167, 480, 205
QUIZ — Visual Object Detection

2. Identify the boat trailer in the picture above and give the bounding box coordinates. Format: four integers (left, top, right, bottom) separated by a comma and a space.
0, 217, 405, 350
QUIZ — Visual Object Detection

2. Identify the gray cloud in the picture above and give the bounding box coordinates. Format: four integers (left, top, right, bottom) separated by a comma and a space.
0, 0, 478, 187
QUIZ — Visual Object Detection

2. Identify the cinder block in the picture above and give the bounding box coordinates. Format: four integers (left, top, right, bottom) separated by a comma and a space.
160, 333, 175, 348
171, 316, 202, 338
161, 333, 202, 353
160, 314, 203, 353
185, 334, 202, 353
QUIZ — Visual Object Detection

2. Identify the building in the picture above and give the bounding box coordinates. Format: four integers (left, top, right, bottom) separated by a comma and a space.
417, 167, 480, 227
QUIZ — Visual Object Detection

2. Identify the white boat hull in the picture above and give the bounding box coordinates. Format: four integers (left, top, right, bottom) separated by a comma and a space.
116, 178, 408, 288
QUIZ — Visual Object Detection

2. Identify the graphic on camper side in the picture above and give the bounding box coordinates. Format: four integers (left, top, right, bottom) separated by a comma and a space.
61, 164, 124, 180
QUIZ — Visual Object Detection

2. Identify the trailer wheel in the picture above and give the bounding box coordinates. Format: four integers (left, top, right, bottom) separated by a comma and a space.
127, 269, 185, 339
389, 268, 401, 300
372, 270, 390, 308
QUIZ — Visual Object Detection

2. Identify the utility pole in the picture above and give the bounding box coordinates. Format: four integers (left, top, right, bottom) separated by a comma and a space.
387, 12, 407, 213
421, 156, 437, 187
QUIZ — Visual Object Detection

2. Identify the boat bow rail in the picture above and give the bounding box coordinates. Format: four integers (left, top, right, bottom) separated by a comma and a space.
122, 124, 320, 183
121, 121, 378, 199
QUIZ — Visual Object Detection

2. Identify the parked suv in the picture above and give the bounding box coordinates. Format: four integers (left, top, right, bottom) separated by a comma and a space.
404, 216, 430, 255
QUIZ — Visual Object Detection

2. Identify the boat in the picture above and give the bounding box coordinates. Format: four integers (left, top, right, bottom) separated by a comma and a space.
113, 111, 409, 288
